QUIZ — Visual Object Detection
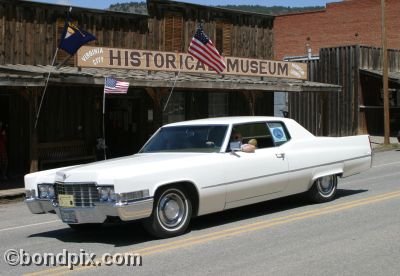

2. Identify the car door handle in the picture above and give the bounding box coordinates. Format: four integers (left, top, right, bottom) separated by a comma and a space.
275, 153, 285, 160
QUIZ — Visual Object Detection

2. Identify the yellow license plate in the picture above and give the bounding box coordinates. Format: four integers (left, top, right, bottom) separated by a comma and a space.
58, 194, 75, 207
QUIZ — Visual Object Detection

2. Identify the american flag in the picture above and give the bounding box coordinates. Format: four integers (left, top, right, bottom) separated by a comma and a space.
104, 77, 129, 94
188, 27, 226, 74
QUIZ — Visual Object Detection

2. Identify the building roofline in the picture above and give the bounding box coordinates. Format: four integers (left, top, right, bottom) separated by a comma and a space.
147, 0, 274, 20
275, 9, 326, 17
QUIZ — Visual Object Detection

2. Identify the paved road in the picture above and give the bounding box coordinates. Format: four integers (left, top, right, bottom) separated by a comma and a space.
1, 150, 400, 275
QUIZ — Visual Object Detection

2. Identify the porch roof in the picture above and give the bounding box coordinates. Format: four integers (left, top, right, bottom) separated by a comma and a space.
0, 64, 341, 93
360, 68, 400, 84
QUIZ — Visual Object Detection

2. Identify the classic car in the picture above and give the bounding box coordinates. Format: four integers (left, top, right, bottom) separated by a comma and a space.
25, 116, 372, 238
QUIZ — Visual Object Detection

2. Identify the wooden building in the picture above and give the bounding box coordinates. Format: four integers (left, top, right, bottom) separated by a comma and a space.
0, 0, 339, 176
288, 45, 400, 137
272, 0, 400, 137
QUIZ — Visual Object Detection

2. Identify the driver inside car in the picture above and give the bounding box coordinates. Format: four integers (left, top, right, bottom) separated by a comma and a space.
231, 130, 256, 153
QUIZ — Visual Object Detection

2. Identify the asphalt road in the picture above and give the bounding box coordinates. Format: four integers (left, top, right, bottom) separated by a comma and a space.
0, 150, 399, 276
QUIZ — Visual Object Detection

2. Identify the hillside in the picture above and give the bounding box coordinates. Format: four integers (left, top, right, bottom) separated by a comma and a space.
108, 2, 324, 15
216, 5, 323, 15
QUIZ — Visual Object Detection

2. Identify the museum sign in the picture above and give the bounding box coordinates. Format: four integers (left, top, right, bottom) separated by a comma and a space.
77, 46, 308, 80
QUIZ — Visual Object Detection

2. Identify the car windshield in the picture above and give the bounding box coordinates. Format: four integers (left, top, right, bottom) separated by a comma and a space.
139, 125, 228, 153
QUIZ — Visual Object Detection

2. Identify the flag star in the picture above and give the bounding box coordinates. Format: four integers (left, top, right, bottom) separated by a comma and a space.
195, 29, 209, 44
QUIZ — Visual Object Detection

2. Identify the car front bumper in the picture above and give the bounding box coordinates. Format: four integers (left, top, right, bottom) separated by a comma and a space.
25, 197, 154, 224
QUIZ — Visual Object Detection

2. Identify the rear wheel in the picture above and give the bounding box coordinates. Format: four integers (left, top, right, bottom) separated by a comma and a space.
144, 186, 192, 238
308, 175, 337, 203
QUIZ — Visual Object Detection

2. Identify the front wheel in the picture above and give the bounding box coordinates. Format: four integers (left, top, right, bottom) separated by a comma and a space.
308, 175, 338, 203
143, 186, 192, 238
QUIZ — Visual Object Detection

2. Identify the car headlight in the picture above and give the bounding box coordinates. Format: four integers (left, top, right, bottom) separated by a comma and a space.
38, 184, 55, 199
98, 186, 115, 202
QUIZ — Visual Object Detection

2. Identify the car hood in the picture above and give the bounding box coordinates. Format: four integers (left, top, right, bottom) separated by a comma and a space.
36, 152, 218, 184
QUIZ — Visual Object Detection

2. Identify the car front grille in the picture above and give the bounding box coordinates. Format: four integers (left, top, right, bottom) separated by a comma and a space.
55, 182, 98, 207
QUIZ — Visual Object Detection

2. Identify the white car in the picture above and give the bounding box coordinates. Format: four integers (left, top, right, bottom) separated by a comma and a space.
25, 116, 372, 238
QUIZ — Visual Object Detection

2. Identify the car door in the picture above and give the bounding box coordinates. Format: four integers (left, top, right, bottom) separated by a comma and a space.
224, 121, 290, 208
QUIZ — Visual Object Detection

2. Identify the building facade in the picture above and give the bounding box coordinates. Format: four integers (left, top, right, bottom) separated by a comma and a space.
274, 0, 400, 137
274, 0, 400, 60
0, 0, 339, 176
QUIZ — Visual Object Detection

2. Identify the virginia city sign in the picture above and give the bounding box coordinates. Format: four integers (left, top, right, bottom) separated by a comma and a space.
77, 46, 308, 80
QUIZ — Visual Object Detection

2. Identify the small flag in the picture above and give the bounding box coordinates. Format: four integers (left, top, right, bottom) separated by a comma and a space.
59, 19, 96, 55
188, 26, 226, 74
104, 77, 129, 94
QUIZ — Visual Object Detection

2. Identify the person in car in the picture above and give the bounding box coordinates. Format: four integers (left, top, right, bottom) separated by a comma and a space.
230, 130, 256, 153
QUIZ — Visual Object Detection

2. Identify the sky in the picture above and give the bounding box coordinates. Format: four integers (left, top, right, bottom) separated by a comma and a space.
28, 0, 340, 10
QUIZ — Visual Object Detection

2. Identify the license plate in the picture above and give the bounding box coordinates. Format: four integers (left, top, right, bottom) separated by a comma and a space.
58, 194, 75, 207
60, 209, 77, 223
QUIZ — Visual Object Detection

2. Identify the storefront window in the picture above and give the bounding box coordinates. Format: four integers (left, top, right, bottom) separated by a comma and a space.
208, 93, 228, 117
163, 92, 185, 124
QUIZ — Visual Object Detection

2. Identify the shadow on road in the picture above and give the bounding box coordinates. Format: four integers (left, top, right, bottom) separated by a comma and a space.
29, 221, 151, 247
190, 188, 368, 231
335, 188, 368, 199
28, 188, 368, 246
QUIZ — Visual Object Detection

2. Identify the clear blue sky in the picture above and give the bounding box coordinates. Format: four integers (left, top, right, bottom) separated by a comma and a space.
28, 0, 340, 9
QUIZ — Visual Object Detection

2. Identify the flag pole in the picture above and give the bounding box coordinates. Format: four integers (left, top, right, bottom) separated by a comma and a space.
34, 47, 59, 129
102, 80, 107, 160
163, 70, 181, 112
163, 21, 197, 112
56, 54, 72, 69
34, 6, 73, 129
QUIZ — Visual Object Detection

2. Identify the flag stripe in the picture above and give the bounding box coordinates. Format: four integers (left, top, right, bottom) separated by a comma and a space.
188, 47, 223, 72
187, 27, 226, 74
189, 50, 220, 73
189, 39, 225, 71
205, 42, 226, 67
190, 39, 222, 64
189, 39, 225, 70
189, 48, 223, 73
104, 77, 129, 94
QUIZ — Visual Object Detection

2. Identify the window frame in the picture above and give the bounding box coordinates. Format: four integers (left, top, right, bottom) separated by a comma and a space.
266, 121, 291, 146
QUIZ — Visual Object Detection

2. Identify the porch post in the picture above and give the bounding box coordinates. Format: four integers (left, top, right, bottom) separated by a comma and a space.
29, 88, 40, 172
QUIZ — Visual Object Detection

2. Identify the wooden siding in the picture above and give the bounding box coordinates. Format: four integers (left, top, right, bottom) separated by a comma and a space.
36, 86, 98, 144
359, 46, 400, 72
290, 45, 400, 136
0, 0, 275, 174
147, 0, 274, 59
0, 1, 149, 65
290, 46, 358, 136
358, 46, 400, 135
164, 13, 184, 52
0, 1, 274, 66
215, 21, 232, 56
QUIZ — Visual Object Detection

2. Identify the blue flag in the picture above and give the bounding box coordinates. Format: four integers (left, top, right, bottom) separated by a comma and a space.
59, 19, 96, 55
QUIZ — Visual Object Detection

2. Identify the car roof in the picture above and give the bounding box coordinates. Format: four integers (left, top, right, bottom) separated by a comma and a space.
164, 116, 291, 127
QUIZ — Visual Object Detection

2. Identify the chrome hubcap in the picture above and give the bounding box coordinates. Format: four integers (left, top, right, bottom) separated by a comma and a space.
158, 190, 187, 230
164, 200, 180, 221
317, 175, 336, 197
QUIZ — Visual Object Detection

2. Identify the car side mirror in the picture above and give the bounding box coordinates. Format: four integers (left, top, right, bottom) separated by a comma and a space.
229, 141, 241, 152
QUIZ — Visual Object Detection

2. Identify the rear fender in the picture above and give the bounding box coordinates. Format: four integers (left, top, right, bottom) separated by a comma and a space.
310, 168, 343, 188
